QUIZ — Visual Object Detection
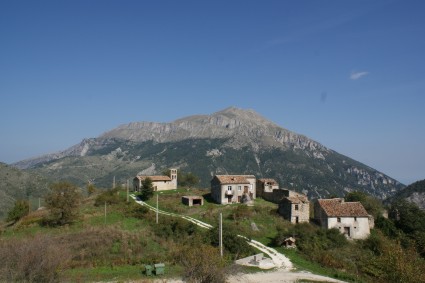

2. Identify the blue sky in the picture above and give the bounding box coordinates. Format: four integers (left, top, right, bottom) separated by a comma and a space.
1, 0, 424, 185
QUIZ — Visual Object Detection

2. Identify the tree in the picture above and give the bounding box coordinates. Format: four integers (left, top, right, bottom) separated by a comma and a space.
345, 191, 383, 218
6, 200, 29, 223
44, 181, 82, 226
139, 177, 154, 201
184, 172, 199, 189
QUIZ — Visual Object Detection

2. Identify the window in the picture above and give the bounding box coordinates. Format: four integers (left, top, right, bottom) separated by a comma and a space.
294, 204, 299, 210
238, 186, 241, 191
227, 186, 232, 191
337, 217, 341, 223
354, 217, 357, 222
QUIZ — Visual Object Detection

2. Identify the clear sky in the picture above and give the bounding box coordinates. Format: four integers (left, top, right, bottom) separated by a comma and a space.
1, 0, 424, 185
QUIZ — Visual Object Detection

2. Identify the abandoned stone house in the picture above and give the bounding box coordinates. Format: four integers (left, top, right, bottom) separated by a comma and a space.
256, 178, 279, 198
314, 198, 371, 239
133, 169, 178, 192
278, 192, 310, 223
210, 175, 256, 204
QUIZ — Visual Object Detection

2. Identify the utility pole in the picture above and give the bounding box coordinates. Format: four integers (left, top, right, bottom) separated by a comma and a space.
38, 198, 41, 209
126, 180, 129, 202
156, 194, 159, 224
112, 176, 116, 189
104, 202, 107, 225
219, 213, 223, 257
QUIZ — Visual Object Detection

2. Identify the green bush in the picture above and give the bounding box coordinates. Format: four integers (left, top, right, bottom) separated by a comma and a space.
94, 188, 123, 206
6, 200, 29, 223
153, 217, 198, 240
123, 202, 149, 219
208, 224, 254, 259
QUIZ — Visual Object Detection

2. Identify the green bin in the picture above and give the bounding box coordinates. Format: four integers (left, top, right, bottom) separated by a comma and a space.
144, 264, 153, 276
154, 263, 165, 275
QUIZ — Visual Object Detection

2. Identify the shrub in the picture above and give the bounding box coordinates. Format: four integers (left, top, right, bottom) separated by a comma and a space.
123, 201, 149, 219
153, 217, 198, 240
179, 244, 227, 283
94, 188, 123, 206
229, 205, 253, 221
0, 234, 71, 282
6, 199, 29, 223
208, 224, 254, 259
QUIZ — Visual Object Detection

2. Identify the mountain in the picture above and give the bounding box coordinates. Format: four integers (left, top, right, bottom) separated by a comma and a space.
13, 107, 404, 199
0, 162, 50, 219
386, 179, 425, 210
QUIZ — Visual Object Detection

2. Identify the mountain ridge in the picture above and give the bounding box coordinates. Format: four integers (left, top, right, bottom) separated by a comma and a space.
12, 107, 404, 199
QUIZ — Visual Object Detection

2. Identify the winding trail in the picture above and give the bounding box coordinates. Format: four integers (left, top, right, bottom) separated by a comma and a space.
131, 195, 291, 269
131, 194, 345, 282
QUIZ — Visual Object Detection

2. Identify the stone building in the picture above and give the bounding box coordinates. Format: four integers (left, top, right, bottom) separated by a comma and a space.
278, 192, 310, 223
133, 169, 177, 192
211, 175, 256, 204
256, 178, 279, 198
314, 198, 371, 239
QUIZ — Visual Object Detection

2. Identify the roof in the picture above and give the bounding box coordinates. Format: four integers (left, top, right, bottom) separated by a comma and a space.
134, 175, 171, 182
258, 178, 278, 185
317, 198, 369, 217
284, 237, 296, 243
213, 175, 255, 184
284, 195, 309, 204
182, 196, 203, 200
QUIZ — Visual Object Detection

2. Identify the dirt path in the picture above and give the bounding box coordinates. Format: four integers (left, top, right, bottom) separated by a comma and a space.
132, 195, 292, 269
132, 195, 345, 283
227, 269, 346, 283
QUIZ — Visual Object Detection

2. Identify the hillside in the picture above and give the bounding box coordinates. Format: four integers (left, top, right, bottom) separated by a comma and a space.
13, 107, 404, 199
0, 163, 50, 219
1, 188, 424, 283
386, 179, 425, 210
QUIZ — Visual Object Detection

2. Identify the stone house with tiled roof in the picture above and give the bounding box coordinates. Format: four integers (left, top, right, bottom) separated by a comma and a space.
314, 198, 371, 239
211, 175, 256, 204
278, 193, 310, 223
133, 169, 177, 192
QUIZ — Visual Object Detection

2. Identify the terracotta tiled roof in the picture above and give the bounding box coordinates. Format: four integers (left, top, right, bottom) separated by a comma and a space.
317, 198, 369, 217
258, 178, 278, 185
284, 195, 309, 204
214, 175, 255, 184
135, 175, 171, 182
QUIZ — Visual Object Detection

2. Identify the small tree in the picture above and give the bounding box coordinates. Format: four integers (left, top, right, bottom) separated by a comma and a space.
345, 191, 383, 218
184, 172, 199, 189
87, 183, 96, 196
44, 181, 82, 226
6, 200, 29, 223
139, 177, 154, 201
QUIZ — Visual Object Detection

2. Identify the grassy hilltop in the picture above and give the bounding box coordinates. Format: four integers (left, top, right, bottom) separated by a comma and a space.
1, 185, 424, 283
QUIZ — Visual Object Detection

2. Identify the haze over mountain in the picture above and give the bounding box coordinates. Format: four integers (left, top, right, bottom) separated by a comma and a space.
14, 107, 404, 199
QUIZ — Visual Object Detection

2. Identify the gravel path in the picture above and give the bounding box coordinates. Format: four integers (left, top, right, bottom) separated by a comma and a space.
131, 195, 345, 283
132, 195, 292, 269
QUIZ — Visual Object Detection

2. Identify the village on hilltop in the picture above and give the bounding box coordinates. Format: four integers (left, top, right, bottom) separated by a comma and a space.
133, 168, 372, 240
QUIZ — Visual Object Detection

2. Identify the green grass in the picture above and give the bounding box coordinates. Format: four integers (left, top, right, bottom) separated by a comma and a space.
1, 190, 363, 282
280, 248, 360, 282
64, 263, 185, 282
